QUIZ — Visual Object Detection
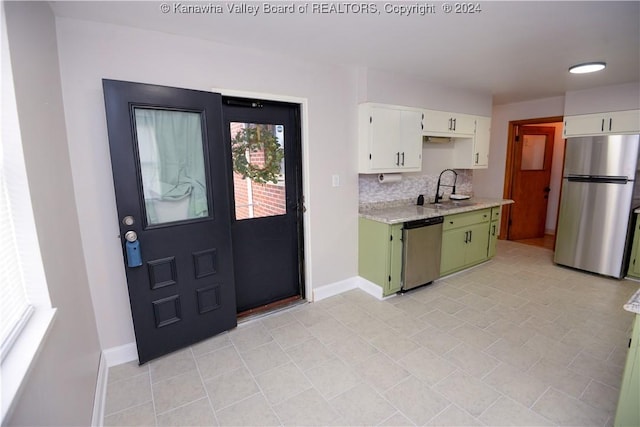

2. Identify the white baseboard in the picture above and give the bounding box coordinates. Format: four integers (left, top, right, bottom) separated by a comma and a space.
91, 352, 108, 427
312, 277, 359, 301
313, 276, 393, 302
103, 342, 137, 368
354, 276, 396, 300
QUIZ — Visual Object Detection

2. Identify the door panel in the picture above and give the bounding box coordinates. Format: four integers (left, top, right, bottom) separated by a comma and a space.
223, 99, 304, 314
103, 80, 237, 364
508, 126, 555, 240
563, 135, 640, 178
554, 180, 634, 277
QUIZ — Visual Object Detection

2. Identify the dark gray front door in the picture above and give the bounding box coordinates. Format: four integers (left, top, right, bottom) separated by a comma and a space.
103, 80, 237, 364
222, 99, 304, 314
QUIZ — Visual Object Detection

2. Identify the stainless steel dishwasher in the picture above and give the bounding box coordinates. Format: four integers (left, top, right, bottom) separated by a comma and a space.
401, 216, 444, 291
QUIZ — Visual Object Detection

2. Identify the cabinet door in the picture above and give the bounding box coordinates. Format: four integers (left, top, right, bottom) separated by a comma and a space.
614, 315, 640, 427
387, 223, 404, 295
488, 221, 499, 258
452, 114, 476, 136
400, 110, 423, 170
628, 218, 640, 278
370, 106, 401, 170
465, 222, 490, 266
423, 110, 475, 136
563, 113, 603, 137
441, 228, 468, 275
610, 110, 640, 134
423, 109, 456, 135
473, 116, 491, 168
488, 206, 501, 258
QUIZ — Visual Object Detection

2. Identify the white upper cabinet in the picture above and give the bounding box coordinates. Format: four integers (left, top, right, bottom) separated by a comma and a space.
563, 110, 640, 137
423, 109, 476, 137
451, 115, 491, 169
358, 103, 423, 173
473, 116, 491, 168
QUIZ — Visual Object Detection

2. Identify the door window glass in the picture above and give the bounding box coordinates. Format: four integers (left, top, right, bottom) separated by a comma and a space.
521, 134, 546, 170
134, 108, 209, 225
230, 122, 286, 220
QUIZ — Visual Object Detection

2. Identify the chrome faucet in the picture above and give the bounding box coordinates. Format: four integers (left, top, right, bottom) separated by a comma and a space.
434, 169, 458, 204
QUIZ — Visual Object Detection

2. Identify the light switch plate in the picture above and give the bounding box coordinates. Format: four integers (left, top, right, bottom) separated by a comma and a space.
332, 175, 340, 187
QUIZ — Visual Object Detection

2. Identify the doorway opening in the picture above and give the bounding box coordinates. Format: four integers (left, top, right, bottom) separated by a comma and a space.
502, 116, 564, 250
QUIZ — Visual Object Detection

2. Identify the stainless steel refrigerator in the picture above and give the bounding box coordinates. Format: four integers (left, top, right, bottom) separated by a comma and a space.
554, 134, 640, 278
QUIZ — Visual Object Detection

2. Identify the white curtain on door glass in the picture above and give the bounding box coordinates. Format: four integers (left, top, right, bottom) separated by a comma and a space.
134, 109, 208, 224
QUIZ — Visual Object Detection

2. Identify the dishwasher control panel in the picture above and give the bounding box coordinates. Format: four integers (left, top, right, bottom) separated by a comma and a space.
404, 216, 444, 229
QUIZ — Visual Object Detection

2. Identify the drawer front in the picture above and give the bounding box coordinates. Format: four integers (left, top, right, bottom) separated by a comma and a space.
491, 206, 501, 221
443, 209, 490, 230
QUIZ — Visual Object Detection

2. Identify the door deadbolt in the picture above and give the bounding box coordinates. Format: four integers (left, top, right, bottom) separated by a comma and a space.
122, 216, 135, 226
124, 231, 138, 242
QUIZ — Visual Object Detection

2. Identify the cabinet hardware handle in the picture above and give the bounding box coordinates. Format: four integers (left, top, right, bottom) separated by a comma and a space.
492, 225, 496, 236
453, 118, 457, 131
464, 231, 469, 243
401, 152, 405, 166
468, 230, 472, 242
396, 152, 400, 166
448, 118, 452, 131
601, 118, 605, 132
609, 117, 613, 131
475, 153, 479, 164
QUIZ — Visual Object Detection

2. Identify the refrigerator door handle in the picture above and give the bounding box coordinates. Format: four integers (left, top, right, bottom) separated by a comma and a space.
567, 175, 629, 184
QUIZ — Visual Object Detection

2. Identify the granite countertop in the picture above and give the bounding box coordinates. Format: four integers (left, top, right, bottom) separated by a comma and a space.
359, 198, 514, 225
624, 287, 640, 314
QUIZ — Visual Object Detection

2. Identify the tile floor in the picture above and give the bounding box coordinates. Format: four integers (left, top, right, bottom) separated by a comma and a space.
103, 240, 639, 426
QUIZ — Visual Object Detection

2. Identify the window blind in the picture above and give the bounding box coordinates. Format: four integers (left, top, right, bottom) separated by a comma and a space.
0, 152, 32, 355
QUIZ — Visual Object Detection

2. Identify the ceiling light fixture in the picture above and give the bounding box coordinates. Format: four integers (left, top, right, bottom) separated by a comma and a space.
569, 62, 606, 74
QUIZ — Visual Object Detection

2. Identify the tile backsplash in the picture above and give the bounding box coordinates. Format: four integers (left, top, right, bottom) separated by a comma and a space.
359, 170, 473, 207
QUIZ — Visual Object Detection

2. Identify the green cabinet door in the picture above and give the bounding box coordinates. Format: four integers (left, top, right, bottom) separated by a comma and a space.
388, 223, 404, 295
488, 206, 501, 259
441, 227, 468, 275
358, 218, 404, 297
488, 221, 499, 258
627, 216, 640, 278
615, 314, 640, 427
466, 222, 491, 266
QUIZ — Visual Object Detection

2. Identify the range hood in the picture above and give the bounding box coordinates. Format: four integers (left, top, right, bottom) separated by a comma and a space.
423, 135, 453, 144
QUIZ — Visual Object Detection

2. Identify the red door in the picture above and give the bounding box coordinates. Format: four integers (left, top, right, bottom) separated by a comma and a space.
508, 126, 555, 240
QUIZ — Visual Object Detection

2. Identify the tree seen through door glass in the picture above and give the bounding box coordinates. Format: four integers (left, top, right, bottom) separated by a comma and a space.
230, 122, 286, 220
134, 108, 209, 225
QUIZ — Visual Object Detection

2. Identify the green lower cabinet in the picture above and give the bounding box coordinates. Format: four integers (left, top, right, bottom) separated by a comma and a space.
358, 218, 403, 296
627, 215, 640, 278
440, 209, 491, 276
615, 314, 640, 427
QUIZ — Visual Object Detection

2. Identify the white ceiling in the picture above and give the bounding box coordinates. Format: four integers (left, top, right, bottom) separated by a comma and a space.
50, 1, 640, 105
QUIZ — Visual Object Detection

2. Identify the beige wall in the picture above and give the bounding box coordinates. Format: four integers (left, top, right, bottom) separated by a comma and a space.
4, 2, 101, 425
54, 17, 361, 350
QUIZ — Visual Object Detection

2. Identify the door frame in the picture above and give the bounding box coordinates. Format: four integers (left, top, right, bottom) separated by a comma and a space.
501, 116, 564, 241
214, 87, 312, 303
